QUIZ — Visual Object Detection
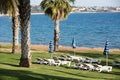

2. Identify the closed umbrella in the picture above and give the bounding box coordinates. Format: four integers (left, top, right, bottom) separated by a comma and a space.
49, 41, 54, 58
103, 40, 109, 66
72, 37, 76, 56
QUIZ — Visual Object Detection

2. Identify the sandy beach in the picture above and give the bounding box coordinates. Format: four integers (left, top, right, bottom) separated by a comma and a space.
0, 42, 120, 53
31, 44, 120, 53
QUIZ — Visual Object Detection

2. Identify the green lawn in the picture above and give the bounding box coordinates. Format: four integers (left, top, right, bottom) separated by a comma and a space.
0, 49, 120, 80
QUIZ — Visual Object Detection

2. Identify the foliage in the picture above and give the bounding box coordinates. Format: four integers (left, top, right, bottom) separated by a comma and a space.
0, 0, 19, 17
40, 0, 75, 21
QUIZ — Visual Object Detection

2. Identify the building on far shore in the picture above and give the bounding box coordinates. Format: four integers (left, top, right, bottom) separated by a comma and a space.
1, 6, 120, 15
31, 5, 120, 13
72, 6, 120, 13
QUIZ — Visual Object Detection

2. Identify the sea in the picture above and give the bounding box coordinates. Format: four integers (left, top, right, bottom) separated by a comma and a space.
0, 12, 120, 49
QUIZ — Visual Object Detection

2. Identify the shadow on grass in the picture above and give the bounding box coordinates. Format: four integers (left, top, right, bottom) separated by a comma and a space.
48, 68, 119, 80
58, 50, 103, 58
0, 62, 19, 67
50, 67, 120, 79
0, 68, 80, 80
105, 71, 120, 76
49, 69, 97, 79
109, 54, 120, 60
0, 62, 120, 80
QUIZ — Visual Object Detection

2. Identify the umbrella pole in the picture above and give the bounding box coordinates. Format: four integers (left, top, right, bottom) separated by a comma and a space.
106, 55, 108, 66
73, 48, 75, 56
50, 54, 52, 59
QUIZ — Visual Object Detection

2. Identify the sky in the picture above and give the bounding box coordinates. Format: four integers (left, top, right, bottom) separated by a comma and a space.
31, 0, 120, 7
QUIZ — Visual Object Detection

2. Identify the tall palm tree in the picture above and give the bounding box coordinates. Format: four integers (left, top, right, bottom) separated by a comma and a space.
12, 9, 20, 54
0, 0, 31, 67
40, 0, 75, 51
19, 0, 31, 67
0, 0, 20, 54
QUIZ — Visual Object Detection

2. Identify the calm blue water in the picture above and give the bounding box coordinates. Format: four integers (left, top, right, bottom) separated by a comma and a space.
0, 12, 120, 49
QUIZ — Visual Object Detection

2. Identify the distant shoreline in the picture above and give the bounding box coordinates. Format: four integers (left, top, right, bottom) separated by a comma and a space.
0, 14, 7, 17
31, 13, 44, 15
31, 11, 120, 15
1, 11, 120, 17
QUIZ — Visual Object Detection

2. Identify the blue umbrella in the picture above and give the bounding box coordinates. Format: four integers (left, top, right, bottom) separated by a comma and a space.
72, 37, 76, 56
49, 41, 54, 58
103, 40, 109, 56
103, 40, 109, 65
72, 37, 76, 48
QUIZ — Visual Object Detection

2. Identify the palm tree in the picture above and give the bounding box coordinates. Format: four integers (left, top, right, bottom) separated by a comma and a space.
12, 10, 20, 54
0, 0, 20, 54
12, 16, 20, 54
40, 0, 75, 51
19, 0, 31, 67
0, 0, 31, 67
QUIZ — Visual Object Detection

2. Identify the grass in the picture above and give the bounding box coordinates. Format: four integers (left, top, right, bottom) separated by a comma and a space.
0, 46, 120, 80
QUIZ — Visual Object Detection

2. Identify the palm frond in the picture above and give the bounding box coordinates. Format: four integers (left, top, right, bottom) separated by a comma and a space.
40, 0, 74, 21
0, 0, 19, 17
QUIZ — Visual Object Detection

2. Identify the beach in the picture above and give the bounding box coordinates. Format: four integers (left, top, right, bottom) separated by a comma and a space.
0, 42, 120, 54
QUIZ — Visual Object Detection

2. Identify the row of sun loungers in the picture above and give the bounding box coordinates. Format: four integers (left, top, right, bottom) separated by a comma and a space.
73, 63, 112, 72
58, 55, 101, 64
34, 55, 112, 72
35, 58, 71, 67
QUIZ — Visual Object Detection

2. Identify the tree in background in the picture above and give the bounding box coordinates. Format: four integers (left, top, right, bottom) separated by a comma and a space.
40, 0, 75, 51
0, 0, 20, 54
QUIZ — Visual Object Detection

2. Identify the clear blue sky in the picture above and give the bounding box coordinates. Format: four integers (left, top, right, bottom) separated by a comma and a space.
31, 0, 120, 7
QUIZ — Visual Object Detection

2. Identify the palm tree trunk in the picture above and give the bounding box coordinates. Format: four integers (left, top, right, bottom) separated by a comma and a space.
54, 20, 60, 51
12, 14, 19, 54
19, 0, 31, 67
